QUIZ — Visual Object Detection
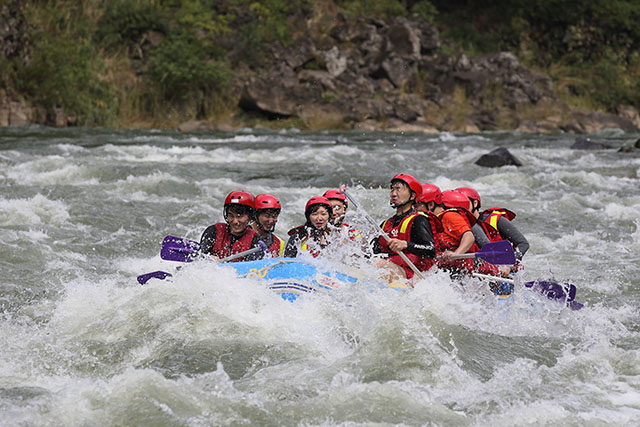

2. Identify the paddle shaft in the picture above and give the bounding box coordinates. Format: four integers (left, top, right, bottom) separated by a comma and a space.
341, 187, 425, 280
449, 253, 476, 259
472, 272, 514, 284
219, 241, 268, 262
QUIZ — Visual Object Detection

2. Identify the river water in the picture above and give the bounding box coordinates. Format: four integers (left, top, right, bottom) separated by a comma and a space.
1, 126, 639, 426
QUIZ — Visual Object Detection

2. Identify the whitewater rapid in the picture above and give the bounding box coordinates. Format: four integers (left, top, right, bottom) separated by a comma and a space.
1, 126, 639, 425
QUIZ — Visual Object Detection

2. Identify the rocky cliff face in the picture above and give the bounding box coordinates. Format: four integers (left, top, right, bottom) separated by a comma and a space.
1, 2, 638, 133
233, 14, 639, 134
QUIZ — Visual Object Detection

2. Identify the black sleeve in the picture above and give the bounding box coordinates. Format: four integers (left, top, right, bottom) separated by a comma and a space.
284, 234, 300, 258
497, 217, 529, 259
472, 223, 491, 248
407, 215, 436, 258
199, 225, 217, 256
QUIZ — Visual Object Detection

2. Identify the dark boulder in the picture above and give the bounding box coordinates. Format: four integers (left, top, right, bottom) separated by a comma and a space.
475, 147, 522, 168
570, 137, 613, 150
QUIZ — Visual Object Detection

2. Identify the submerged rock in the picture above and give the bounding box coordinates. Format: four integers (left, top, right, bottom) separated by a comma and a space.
475, 147, 522, 168
570, 137, 613, 150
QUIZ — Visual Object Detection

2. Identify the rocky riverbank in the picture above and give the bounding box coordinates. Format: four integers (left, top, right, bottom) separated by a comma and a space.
2, 10, 639, 134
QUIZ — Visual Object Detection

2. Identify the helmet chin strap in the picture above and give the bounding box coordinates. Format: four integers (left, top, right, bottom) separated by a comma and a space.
390, 198, 412, 209
257, 219, 272, 232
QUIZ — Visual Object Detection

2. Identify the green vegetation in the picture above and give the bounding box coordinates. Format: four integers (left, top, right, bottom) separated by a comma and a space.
431, 0, 640, 111
1, 0, 638, 127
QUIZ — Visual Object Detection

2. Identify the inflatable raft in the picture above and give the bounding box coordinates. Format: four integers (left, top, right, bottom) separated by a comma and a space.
224, 257, 359, 301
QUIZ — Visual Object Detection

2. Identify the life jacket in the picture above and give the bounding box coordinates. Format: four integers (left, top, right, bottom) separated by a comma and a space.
481, 207, 520, 271
210, 223, 256, 260
340, 222, 361, 241
288, 225, 329, 258
475, 220, 502, 243
481, 207, 516, 232
436, 208, 478, 273
379, 212, 438, 278
267, 233, 285, 257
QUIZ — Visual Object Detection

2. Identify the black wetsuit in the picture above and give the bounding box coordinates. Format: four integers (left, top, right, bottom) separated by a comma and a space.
371, 210, 436, 258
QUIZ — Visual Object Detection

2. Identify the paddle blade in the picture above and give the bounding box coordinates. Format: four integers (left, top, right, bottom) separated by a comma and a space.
475, 240, 516, 265
160, 235, 200, 262
524, 280, 583, 310
137, 270, 173, 285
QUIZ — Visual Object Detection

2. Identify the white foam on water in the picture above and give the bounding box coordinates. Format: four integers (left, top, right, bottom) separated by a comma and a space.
2, 128, 640, 425
0, 194, 70, 226
603, 201, 640, 220
6, 157, 100, 186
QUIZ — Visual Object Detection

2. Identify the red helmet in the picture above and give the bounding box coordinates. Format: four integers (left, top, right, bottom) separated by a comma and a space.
224, 190, 255, 209
419, 183, 442, 204
254, 193, 281, 211
305, 196, 333, 218
391, 174, 422, 201
441, 190, 471, 210
323, 189, 348, 208
223, 191, 255, 220
455, 187, 481, 208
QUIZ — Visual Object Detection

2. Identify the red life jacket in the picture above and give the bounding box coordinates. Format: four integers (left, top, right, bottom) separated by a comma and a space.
379, 212, 438, 278
340, 222, 361, 241
287, 225, 328, 258
476, 220, 502, 243
481, 207, 516, 234
481, 207, 520, 271
210, 223, 257, 260
266, 234, 285, 257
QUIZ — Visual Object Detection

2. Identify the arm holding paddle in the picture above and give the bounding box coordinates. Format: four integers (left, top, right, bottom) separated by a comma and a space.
440, 230, 475, 260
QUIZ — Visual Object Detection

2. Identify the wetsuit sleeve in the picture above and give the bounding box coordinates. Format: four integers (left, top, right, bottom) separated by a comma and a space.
199, 225, 217, 256
497, 216, 529, 259
471, 223, 490, 248
407, 215, 436, 258
284, 235, 300, 258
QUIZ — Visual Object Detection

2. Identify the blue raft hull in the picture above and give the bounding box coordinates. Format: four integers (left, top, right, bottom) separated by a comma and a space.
224, 258, 358, 301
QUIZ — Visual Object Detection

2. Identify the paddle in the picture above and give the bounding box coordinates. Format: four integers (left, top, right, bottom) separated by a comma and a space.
137, 240, 269, 285
471, 273, 583, 310
137, 270, 173, 285
340, 184, 426, 280
160, 235, 200, 262
449, 240, 516, 265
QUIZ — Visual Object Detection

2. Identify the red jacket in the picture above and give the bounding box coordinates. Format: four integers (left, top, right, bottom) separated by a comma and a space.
210, 223, 257, 260
379, 212, 438, 278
